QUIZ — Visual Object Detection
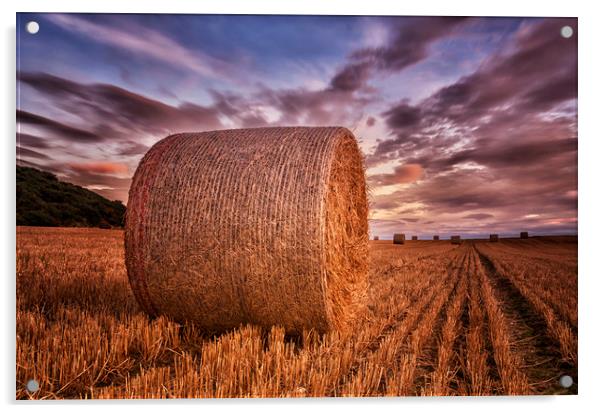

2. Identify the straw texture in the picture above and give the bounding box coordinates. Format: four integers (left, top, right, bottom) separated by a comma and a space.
125, 127, 368, 335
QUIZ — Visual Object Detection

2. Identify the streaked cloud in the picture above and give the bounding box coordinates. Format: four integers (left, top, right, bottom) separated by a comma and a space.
369, 163, 424, 186
44, 14, 234, 81
16, 14, 577, 236
68, 162, 129, 175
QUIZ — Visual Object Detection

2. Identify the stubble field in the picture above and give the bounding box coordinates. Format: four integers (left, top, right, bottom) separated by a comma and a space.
16, 226, 577, 398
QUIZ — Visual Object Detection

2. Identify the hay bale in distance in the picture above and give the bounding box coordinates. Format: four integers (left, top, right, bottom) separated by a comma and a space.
520, 231, 529, 239
451, 235, 461, 245
125, 127, 369, 335
393, 233, 405, 245
411, 235, 418, 241
490, 234, 499, 242
373, 236, 379, 241
433, 235, 440, 241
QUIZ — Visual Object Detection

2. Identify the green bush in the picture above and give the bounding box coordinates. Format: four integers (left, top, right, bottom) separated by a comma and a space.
16, 166, 126, 228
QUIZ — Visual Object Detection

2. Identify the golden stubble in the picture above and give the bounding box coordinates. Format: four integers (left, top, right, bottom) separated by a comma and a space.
17, 228, 577, 398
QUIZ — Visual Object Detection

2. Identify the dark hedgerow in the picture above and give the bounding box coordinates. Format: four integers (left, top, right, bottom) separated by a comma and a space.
16, 166, 126, 228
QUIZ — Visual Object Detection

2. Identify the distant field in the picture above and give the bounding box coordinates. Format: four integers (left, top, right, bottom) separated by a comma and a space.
16, 227, 577, 398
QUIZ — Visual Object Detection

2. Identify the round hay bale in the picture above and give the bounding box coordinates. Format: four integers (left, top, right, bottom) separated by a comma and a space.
125, 127, 368, 335
393, 233, 405, 244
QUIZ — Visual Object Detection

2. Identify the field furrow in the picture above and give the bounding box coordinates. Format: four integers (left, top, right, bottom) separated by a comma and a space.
423, 258, 469, 396
477, 243, 577, 332
327, 251, 456, 396
383, 248, 467, 396
474, 245, 577, 394
476, 245, 577, 365
472, 245, 530, 395
464, 248, 495, 395
16, 228, 578, 398
340, 249, 465, 396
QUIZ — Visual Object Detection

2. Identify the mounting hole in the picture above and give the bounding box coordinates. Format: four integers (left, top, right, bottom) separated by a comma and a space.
26, 379, 39, 393
26, 21, 40, 34
560, 25, 573, 39
559, 375, 573, 388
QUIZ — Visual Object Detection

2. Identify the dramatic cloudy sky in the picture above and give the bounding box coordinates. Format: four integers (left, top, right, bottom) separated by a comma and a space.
16, 14, 577, 238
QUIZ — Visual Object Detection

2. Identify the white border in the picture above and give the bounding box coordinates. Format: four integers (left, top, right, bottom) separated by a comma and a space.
3, 1, 601, 412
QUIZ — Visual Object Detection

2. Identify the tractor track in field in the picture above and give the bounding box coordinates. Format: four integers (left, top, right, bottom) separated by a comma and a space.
474, 244, 577, 394
477, 246, 578, 336
464, 248, 502, 395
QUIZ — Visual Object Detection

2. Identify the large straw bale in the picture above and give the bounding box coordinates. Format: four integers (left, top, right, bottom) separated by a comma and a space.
125, 127, 368, 335
433, 235, 440, 240
451, 235, 461, 245
520, 231, 529, 239
490, 234, 499, 242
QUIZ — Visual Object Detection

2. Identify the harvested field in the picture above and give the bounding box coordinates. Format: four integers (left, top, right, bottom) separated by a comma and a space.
16, 227, 577, 398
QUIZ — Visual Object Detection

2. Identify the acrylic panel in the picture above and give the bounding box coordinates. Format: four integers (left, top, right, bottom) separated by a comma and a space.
16, 13, 578, 399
